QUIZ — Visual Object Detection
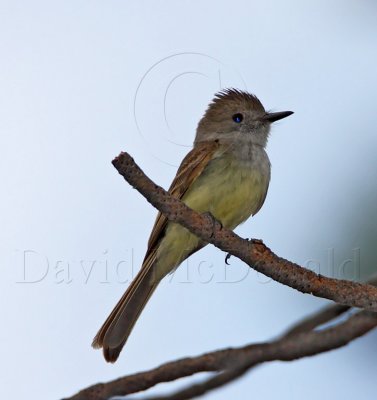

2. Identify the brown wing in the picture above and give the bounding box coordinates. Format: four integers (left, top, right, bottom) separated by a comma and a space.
145, 140, 220, 255
93, 141, 220, 361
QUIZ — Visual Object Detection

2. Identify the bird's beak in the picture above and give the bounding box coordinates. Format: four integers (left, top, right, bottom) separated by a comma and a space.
263, 111, 294, 123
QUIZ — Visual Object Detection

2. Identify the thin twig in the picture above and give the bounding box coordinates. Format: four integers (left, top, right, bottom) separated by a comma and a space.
283, 304, 350, 337
129, 368, 248, 400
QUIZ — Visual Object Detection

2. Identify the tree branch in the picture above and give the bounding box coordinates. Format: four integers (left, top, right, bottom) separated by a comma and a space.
64, 310, 377, 400
130, 311, 377, 400
110, 152, 377, 312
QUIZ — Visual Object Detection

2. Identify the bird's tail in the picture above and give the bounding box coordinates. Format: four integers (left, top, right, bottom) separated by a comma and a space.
92, 252, 159, 362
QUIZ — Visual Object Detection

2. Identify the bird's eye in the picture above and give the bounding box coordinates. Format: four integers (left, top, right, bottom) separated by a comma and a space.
232, 113, 243, 123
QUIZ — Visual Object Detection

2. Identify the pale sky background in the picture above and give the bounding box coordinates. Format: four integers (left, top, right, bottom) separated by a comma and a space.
1, 1, 377, 399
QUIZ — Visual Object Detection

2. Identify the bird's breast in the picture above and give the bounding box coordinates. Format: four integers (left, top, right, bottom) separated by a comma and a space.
155, 147, 270, 276
182, 149, 270, 229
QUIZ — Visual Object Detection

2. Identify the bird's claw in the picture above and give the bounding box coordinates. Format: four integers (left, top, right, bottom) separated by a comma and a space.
225, 253, 231, 265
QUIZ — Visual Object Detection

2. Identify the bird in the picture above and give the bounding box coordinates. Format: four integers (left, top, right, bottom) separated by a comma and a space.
92, 88, 293, 362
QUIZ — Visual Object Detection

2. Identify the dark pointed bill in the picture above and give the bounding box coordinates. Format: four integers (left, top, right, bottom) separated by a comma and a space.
263, 111, 294, 123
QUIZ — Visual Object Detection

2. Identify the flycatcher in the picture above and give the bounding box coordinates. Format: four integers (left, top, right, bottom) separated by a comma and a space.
93, 88, 293, 362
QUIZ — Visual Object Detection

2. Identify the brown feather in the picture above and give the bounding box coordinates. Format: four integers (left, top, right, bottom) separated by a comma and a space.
147, 140, 220, 252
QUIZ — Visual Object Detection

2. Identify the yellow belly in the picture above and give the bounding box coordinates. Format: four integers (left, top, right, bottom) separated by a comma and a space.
155, 154, 269, 276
